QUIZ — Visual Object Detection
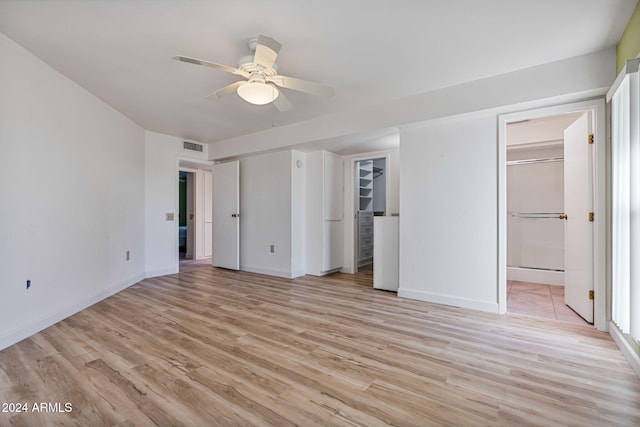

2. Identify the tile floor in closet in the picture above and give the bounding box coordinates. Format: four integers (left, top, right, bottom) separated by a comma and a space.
507, 281, 589, 325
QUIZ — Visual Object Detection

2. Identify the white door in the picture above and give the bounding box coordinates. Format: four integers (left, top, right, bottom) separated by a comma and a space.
212, 161, 239, 270
564, 113, 594, 323
204, 170, 213, 258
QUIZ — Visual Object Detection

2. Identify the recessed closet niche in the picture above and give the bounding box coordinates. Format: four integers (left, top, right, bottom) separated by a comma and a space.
506, 112, 582, 285
356, 158, 386, 266
507, 144, 564, 277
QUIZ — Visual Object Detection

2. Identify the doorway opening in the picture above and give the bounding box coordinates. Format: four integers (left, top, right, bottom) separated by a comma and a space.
179, 170, 194, 260
354, 157, 386, 274
498, 99, 606, 330
506, 113, 589, 325
178, 163, 214, 272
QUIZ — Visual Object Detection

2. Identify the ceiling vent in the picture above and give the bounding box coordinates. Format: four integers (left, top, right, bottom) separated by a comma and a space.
183, 141, 203, 152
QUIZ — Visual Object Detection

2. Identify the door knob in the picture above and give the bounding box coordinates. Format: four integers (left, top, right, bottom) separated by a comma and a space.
231, 213, 239, 218
559, 214, 568, 220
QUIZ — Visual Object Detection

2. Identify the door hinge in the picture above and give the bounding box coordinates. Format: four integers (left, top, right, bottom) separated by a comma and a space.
589, 212, 594, 222
588, 134, 594, 144
589, 290, 594, 300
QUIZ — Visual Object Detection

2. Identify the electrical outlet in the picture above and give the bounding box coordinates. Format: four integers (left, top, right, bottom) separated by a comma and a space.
126, 250, 130, 261
270, 244, 275, 253
26, 280, 31, 289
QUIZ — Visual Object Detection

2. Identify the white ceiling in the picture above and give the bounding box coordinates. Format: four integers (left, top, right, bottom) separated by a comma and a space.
0, 1, 636, 146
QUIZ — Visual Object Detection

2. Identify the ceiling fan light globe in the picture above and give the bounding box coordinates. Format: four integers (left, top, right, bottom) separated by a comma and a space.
237, 82, 279, 105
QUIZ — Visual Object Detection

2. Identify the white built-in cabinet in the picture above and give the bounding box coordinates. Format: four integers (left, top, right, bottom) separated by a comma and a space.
307, 151, 343, 276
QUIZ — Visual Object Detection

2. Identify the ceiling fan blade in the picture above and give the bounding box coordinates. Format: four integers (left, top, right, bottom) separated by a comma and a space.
268, 75, 334, 98
253, 35, 281, 69
271, 86, 293, 112
172, 55, 249, 78
206, 81, 246, 100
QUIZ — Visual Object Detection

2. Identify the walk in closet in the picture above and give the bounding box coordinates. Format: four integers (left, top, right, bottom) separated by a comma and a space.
356, 158, 385, 266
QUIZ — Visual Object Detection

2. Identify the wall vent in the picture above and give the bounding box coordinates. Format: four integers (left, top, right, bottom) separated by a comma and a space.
183, 141, 203, 152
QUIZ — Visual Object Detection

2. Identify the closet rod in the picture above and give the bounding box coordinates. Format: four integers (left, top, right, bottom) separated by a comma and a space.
511, 212, 567, 219
506, 157, 564, 166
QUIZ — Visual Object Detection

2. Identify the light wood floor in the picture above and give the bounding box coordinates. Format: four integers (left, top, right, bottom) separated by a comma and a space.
179, 257, 213, 273
1, 267, 639, 426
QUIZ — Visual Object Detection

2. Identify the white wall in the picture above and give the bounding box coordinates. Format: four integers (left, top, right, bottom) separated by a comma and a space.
399, 114, 499, 312
0, 33, 145, 350
239, 151, 299, 278
291, 150, 306, 277
144, 131, 208, 277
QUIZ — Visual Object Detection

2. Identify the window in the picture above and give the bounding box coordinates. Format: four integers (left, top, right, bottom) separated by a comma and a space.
609, 58, 640, 345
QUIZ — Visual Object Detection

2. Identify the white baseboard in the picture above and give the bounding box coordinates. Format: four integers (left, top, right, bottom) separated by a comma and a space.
0, 273, 145, 351
290, 269, 306, 279
609, 321, 640, 379
145, 266, 179, 278
507, 267, 564, 285
240, 265, 299, 279
306, 268, 341, 277
397, 287, 500, 314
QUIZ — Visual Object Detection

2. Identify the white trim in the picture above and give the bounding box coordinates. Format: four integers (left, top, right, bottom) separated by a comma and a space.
606, 58, 640, 102
177, 156, 213, 168
310, 268, 342, 277
609, 321, 640, 378
507, 267, 564, 285
0, 273, 145, 351
397, 288, 500, 314
178, 166, 198, 173
240, 265, 304, 279
498, 98, 608, 330
146, 267, 179, 278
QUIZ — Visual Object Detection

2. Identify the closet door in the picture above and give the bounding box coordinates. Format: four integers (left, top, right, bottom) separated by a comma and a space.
564, 113, 594, 323
212, 161, 240, 270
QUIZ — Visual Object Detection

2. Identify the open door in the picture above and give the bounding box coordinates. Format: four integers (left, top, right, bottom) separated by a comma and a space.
185, 171, 195, 259
563, 113, 594, 323
212, 161, 240, 270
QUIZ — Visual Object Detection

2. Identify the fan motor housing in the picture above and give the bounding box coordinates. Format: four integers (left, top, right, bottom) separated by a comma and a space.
238, 55, 278, 76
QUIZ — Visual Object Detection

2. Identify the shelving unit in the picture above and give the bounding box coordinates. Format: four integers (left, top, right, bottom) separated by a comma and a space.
358, 160, 373, 212
358, 210, 373, 265
357, 160, 374, 266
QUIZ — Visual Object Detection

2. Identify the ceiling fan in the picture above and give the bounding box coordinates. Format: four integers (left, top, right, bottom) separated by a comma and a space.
172, 35, 334, 111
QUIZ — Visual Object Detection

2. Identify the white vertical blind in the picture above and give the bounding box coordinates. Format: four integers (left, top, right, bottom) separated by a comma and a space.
610, 59, 640, 341
612, 77, 631, 333
631, 68, 640, 340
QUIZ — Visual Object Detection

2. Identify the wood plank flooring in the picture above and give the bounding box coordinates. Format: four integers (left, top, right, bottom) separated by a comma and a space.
1, 266, 640, 426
